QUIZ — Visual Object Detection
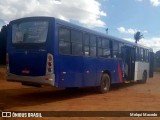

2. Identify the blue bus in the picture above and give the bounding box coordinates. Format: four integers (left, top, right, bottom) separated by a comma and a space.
6, 17, 154, 93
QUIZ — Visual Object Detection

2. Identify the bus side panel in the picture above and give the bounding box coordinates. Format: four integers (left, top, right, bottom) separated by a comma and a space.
96, 58, 113, 84
96, 58, 124, 84
113, 60, 124, 83
83, 57, 97, 87
57, 55, 83, 87
117, 60, 124, 83
134, 61, 149, 81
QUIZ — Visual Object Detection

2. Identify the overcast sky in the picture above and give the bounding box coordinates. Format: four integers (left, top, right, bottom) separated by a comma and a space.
0, 0, 160, 52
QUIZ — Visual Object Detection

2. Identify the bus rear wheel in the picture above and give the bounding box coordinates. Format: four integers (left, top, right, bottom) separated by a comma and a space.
99, 73, 110, 93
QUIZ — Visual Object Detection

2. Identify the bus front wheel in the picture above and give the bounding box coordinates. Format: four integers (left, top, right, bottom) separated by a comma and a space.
99, 73, 110, 93
138, 71, 147, 84
142, 71, 147, 83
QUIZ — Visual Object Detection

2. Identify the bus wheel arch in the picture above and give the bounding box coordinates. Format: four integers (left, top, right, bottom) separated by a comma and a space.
103, 70, 112, 81
98, 71, 111, 94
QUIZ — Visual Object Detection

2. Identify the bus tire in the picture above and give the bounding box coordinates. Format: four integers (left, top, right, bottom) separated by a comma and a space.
99, 73, 110, 94
142, 71, 147, 83
138, 71, 147, 84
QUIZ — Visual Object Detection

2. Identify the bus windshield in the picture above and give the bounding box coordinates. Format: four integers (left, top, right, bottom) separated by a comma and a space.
12, 21, 48, 44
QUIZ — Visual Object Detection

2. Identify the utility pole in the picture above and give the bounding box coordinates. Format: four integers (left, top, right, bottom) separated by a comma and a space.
106, 28, 108, 34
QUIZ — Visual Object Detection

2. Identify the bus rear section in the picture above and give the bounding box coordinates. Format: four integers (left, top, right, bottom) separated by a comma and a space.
7, 18, 55, 87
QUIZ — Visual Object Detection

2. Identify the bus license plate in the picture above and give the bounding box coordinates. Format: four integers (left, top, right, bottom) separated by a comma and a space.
22, 70, 30, 74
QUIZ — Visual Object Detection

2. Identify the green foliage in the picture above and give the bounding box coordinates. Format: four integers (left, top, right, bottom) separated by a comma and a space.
134, 31, 143, 43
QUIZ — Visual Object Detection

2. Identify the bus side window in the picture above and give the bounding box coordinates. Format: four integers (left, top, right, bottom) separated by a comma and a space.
98, 38, 111, 58
84, 33, 90, 56
146, 50, 149, 62
84, 34, 97, 57
102, 38, 111, 58
143, 49, 146, 62
97, 37, 103, 57
90, 35, 97, 57
135, 47, 138, 61
119, 43, 124, 58
137, 47, 141, 61
112, 41, 119, 58
59, 27, 71, 55
141, 48, 144, 61
121, 45, 125, 60
71, 30, 83, 56
145, 49, 150, 62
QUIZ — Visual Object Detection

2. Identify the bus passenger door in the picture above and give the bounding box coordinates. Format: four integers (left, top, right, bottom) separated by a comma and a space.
123, 46, 135, 81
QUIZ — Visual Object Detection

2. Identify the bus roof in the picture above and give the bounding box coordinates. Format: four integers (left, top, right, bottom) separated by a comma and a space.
9, 16, 153, 51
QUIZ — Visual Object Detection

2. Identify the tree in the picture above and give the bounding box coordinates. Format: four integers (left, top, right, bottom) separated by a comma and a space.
0, 25, 8, 65
134, 31, 143, 43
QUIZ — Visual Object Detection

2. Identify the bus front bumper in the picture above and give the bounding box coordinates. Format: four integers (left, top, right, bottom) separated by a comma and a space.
7, 73, 55, 86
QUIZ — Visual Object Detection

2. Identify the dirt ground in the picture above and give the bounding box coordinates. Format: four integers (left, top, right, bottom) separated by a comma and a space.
0, 66, 160, 120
